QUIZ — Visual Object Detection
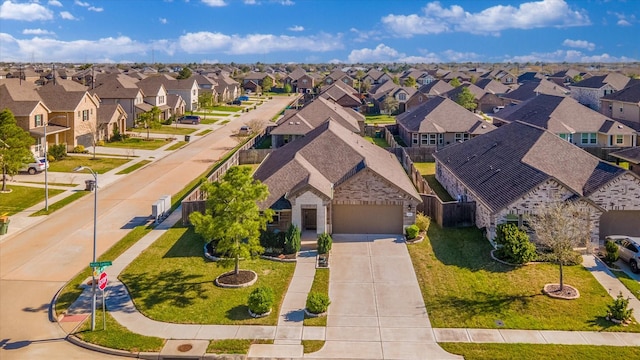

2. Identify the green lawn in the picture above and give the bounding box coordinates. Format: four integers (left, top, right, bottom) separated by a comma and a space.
440, 343, 640, 360
48, 156, 130, 174
129, 125, 196, 136
613, 270, 640, 300
364, 136, 390, 148
200, 118, 219, 125
74, 310, 164, 352
364, 114, 396, 124
302, 340, 325, 354
408, 224, 640, 332
30, 191, 89, 216
103, 138, 168, 150
413, 162, 455, 201
116, 160, 152, 175
413, 162, 436, 175
211, 105, 243, 112
165, 141, 187, 151
304, 268, 329, 326
207, 339, 272, 354
0, 185, 64, 215
119, 225, 295, 325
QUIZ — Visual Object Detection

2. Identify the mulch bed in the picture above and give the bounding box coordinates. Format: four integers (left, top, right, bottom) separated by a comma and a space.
216, 270, 256, 286
263, 252, 297, 260
543, 283, 580, 300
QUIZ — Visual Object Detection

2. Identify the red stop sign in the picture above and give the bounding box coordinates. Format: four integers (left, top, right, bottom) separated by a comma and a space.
98, 272, 108, 291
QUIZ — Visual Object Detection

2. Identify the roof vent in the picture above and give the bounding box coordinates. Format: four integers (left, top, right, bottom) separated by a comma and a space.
618, 125, 623, 129
295, 121, 300, 125
481, 125, 487, 129
289, 121, 293, 125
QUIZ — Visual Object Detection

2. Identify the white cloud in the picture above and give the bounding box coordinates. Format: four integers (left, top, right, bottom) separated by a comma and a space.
201, 0, 226, 6
382, 0, 590, 37
277, 0, 294, 5
617, 19, 631, 26
347, 43, 402, 63
88, 6, 103, 12
609, 11, 635, 27
288, 25, 304, 32
441, 50, 481, 62
244, 0, 257, 4
562, 39, 595, 51
22, 28, 55, 35
398, 55, 441, 63
504, 49, 636, 63
60, 11, 76, 20
179, 31, 342, 55
74, 0, 89, 7
159, 18, 167, 24
48, 0, 63, 7
0, 0, 54, 21
201, 59, 220, 64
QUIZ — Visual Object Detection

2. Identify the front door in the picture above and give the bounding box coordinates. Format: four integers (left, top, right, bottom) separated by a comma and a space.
302, 209, 317, 230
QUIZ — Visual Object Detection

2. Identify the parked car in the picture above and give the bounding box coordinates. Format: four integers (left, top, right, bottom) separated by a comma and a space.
230, 100, 242, 105
238, 95, 249, 101
177, 115, 201, 124
606, 235, 640, 273
21, 156, 49, 175
238, 125, 252, 136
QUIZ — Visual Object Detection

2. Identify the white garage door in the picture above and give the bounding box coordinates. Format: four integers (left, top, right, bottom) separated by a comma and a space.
332, 204, 403, 234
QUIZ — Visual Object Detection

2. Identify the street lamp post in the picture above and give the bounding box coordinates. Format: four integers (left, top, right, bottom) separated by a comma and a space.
73, 165, 98, 331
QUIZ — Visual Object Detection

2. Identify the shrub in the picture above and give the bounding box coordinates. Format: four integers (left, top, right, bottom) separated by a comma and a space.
72, 145, 87, 153
96, 140, 105, 147
405, 224, 419, 240
284, 224, 301, 255
494, 223, 537, 264
306, 292, 330, 314
48, 144, 67, 160
605, 240, 619, 264
607, 292, 633, 321
260, 229, 285, 251
415, 212, 430, 232
248, 286, 274, 315
317, 233, 332, 254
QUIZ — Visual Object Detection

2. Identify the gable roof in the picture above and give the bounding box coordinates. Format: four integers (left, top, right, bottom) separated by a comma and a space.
433, 121, 627, 212
92, 74, 143, 99
417, 80, 454, 96
37, 82, 98, 112
501, 79, 568, 102
254, 121, 421, 210
396, 96, 495, 134
571, 72, 630, 90
319, 83, 361, 105
494, 94, 634, 135
0, 79, 49, 116
271, 96, 363, 135
601, 82, 640, 103
474, 79, 510, 94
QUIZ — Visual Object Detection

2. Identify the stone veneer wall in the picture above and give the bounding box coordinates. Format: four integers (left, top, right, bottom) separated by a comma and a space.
333, 169, 419, 228
587, 173, 640, 211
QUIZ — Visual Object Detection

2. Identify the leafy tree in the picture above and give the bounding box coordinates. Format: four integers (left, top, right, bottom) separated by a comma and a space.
450, 78, 462, 87
456, 87, 477, 111
572, 74, 583, 83
0, 109, 34, 192
392, 76, 400, 85
198, 92, 214, 108
261, 76, 273, 92
494, 223, 537, 264
284, 83, 293, 94
177, 67, 192, 79
403, 76, 416, 87
382, 95, 399, 115
78, 63, 93, 70
136, 106, 162, 140
528, 200, 591, 291
189, 166, 273, 275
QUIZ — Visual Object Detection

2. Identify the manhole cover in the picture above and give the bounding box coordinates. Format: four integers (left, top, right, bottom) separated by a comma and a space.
177, 344, 193, 352
495, 320, 505, 327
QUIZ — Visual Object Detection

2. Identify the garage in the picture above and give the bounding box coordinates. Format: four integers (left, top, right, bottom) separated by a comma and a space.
332, 204, 403, 234
600, 210, 640, 238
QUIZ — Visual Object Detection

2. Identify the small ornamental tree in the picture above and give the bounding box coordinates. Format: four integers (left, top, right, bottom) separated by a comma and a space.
284, 223, 301, 254
456, 86, 477, 111
248, 286, 274, 315
604, 240, 619, 264
317, 233, 332, 254
0, 109, 34, 192
415, 212, 431, 232
136, 106, 162, 140
189, 166, 273, 275
494, 223, 537, 264
261, 76, 273, 92
607, 292, 633, 322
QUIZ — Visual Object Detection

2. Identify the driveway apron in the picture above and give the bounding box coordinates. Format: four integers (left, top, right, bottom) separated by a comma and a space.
306, 234, 461, 360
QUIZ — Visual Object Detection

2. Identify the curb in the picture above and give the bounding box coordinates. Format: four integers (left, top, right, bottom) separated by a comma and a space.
67, 334, 142, 358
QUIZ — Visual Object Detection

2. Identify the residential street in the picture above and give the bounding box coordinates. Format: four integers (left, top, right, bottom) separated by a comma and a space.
0, 96, 294, 359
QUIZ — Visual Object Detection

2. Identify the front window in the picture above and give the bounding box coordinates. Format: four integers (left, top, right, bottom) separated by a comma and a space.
398, 93, 406, 101
82, 110, 89, 121
455, 133, 470, 142
412, 133, 418, 145
34, 114, 43, 127
616, 135, 623, 144
581, 133, 597, 145
559, 133, 573, 142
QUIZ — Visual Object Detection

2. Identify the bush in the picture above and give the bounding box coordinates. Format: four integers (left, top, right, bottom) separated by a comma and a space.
248, 286, 274, 315
405, 224, 419, 240
260, 229, 285, 251
96, 140, 105, 147
605, 240, 619, 264
415, 212, 430, 232
72, 145, 88, 153
494, 223, 537, 264
306, 292, 330, 314
48, 144, 67, 160
607, 292, 633, 321
284, 224, 301, 255
317, 233, 332, 254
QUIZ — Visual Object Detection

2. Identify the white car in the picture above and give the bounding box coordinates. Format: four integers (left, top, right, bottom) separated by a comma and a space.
606, 235, 640, 273
21, 156, 49, 175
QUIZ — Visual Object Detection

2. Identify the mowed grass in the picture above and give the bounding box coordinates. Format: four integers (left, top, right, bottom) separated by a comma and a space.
116, 160, 152, 175
408, 224, 640, 332
363, 136, 390, 148
439, 343, 640, 360
119, 225, 295, 325
413, 162, 455, 202
210, 105, 243, 112
0, 185, 64, 215
48, 156, 130, 174
613, 270, 640, 300
103, 138, 167, 150
304, 268, 330, 326
207, 339, 272, 354
129, 125, 196, 136
365, 114, 396, 124
30, 190, 89, 216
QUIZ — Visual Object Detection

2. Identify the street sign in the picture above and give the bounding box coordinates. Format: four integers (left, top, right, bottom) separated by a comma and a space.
98, 272, 108, 291
90, 261, 112, 268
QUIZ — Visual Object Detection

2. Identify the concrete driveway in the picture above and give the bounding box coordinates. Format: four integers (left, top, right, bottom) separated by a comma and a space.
306, 234, 461, 360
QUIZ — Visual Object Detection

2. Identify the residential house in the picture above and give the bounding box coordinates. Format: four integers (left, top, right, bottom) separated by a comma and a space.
0, 79, 68, 157
405, 80, 454, 112
610, 147, 640, 177
362, 69, 392, 87
97, 104, 127, 141
137, 74, 199, 112
135, 79, 171, 121
92, 74, 145, 128
242, 72, 275, 93
492, 94, 637, 148
396, 96, 496, 149
368, 81, 416, 114
500, 79, 569, 105
211, 74, 240, 102
270, 96, 364, 148
433, 120, 640, 242
324, 70, 354, 88
600, 81, 640, 131
36, 79, 101, 150
570, 72, 631, 110
318, 81, 362, 110
480, 69, 517, 85
254, 120, 422, 235
517, 71, 545, 83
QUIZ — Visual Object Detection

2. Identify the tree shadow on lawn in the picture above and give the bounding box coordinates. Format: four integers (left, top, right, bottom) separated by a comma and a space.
226, 305, 253, 321
426, 224, 511, 273
439, 291, 543, 318
163, 226, 205, 258
122, 269, 210, 309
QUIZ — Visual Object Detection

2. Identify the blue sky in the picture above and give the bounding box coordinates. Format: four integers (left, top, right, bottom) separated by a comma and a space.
0, 0, 638, 64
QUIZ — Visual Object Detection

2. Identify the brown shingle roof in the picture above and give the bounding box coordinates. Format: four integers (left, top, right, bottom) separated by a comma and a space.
271, 97, 362, 135
397, 96, 495, 134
